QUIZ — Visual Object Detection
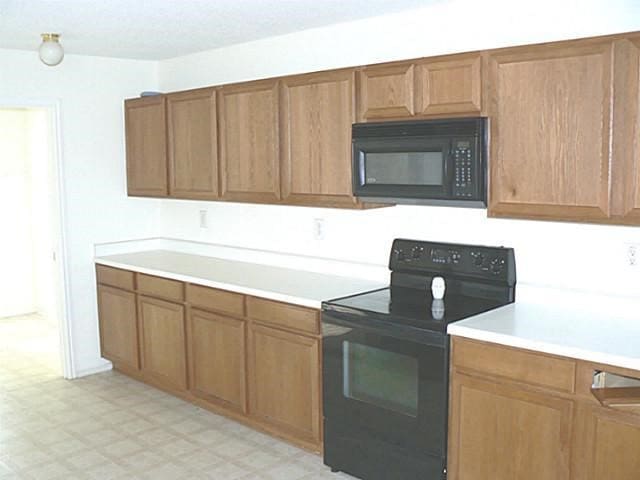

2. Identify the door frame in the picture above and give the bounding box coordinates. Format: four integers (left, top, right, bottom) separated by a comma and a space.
0, 98, 74, 379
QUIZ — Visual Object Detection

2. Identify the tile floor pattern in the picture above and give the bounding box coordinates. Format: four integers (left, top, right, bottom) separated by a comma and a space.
0, 314, 355, 479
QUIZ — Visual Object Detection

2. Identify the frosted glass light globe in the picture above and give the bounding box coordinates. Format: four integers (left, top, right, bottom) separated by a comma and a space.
39, 34, 64, 66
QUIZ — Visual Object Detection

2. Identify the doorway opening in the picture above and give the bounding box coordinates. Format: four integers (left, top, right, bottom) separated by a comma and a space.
0, 104, 72, 381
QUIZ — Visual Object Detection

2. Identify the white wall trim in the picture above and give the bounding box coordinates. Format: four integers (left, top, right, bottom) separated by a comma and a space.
0, 97, 75, 379
74, 361, 113, 378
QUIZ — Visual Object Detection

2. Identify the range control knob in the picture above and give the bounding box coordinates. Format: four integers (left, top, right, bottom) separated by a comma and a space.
490, 257, 506, 275
392, 248, 406, 262
471, 251, 485, 267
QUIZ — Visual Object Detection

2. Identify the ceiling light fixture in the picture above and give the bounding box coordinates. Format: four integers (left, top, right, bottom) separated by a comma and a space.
39, 33, 64, 66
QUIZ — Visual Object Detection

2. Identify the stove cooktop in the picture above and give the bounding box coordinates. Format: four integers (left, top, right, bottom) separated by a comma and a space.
323, 286, 507, 334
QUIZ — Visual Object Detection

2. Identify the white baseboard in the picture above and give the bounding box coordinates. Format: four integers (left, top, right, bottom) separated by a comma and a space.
72, 361, 113, 379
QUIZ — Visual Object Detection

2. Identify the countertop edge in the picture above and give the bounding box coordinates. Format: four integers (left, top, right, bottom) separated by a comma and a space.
448, 324, 640, 372
95, 258, 325, 309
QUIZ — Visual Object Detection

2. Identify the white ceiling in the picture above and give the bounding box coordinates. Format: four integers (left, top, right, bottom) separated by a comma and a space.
0, 0, 441, 60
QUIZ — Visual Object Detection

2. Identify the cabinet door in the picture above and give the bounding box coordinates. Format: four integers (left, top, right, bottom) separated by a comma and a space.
139, 295, 187, 391
580, 404, 640, 480
416, 54, 482, 115
281, 70, 357, 206
188, 309, 246, 413
358, 62, 415, 120
448, 373, 574, 480
487, 41, 613, 222
125, 96, 168, 197
219, 80, 280, 203
167, 89, 218, 199
248, 323, 321, 446
611, 37, 640, 224
97, 285, 139, 370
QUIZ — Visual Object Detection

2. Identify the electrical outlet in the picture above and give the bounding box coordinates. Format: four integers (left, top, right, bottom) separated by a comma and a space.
626, 243, 639, 267
199, 210, 208, 229
313, 218, 325, 240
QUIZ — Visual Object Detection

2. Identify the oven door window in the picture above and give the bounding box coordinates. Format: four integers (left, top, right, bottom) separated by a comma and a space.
343, 341, 419, 417
364, 151, 444, 186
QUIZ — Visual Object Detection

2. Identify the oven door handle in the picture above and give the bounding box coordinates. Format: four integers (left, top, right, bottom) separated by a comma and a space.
322, 312, 447, 348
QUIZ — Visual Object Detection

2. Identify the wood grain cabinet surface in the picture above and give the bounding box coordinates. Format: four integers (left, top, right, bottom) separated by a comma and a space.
248, 323, 321, 447
448, 337, 640, 480
97, 284, 139, 371
487, 40, 614, 222
187, 308, 247, 413
281, 70, 358, 207
358, 62, 416, 120
138, 295, 187, 392
167, 88, 219, 199
610, 37, 640, 224
219, 79, 281, 203
96, 267, 323, 452
125, 96, 168, 197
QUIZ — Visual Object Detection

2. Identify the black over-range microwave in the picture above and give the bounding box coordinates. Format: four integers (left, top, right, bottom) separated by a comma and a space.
352, 117, 487, 207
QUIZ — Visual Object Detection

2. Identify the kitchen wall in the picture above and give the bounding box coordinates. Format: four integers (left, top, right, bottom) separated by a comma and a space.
0, 49, 161, 376
158, 0, 640, 298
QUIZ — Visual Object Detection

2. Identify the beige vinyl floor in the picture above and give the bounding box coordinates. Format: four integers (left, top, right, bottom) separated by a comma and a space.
0, 314, 354, 479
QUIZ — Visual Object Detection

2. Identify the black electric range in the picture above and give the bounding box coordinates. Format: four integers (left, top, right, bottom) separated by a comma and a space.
322, 239, 516, 480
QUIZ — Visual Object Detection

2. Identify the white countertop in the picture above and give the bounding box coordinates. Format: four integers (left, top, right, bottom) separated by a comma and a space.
448, 286, 640, 371
95, 250, 387, 309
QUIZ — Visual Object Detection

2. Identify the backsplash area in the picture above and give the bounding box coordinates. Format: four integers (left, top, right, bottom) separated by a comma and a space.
159, 200, 640, 298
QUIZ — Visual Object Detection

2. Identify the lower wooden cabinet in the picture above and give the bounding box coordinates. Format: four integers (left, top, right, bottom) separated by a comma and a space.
138, 295, 187, 391
97, 284, 139, 371
449, 337, 640, 480
96, 264, 323, 452
188, 308, 247, 413
248, 323, 321, 446
450, 374, 572, 480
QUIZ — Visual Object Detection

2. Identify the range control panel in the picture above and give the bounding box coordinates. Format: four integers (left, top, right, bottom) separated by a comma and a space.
389, 238, 516, 284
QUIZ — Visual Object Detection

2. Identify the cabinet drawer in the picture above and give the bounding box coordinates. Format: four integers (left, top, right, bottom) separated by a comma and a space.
137, 273, 184, 301
247, 297, 319, 335
186, 284, 245, 317
453, 338, 576, 393
96, 265, 135, 290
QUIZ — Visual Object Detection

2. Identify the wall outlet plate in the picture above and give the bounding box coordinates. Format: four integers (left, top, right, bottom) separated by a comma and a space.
626, 243, 639, 267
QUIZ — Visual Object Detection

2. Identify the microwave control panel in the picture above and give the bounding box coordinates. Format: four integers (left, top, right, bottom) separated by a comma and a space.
452, 141, 476, 198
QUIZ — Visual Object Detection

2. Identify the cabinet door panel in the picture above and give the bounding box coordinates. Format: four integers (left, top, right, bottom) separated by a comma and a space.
449, 374, 573, 480
488, 42, 613, 222
587, 408, 640, 480
358, 63, 415, 120
139, 295, 187, 391
281, 70, 357, 206
188, 309, 246, 412
125, 96, 167, 197
167, 89, 218, 199
248, 324, 320, 444
97, 285, 139, 370
417, 55, 482, 115
611, 38, 640, 223
219, 81, 280, 202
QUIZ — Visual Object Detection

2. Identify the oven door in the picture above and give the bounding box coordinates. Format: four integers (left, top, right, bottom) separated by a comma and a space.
352, 136, 453, 201
322, 311, 448, 459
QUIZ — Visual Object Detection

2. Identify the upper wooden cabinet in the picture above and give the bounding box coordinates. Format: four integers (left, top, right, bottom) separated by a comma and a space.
167, 89, 219, 199
487, 41, 614, 222
357, 54, 482, 121
610, 37, 640, 223
358, 62, 415, 120
219, 79, 280, 203
125, 96, 168, 197
416, 54, 482, 115
281, 70, 358, 207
